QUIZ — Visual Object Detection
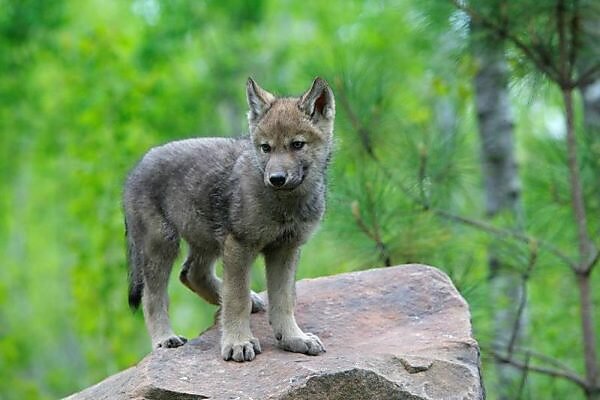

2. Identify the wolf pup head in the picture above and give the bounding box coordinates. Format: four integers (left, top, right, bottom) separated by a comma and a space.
246, 77, 335, 191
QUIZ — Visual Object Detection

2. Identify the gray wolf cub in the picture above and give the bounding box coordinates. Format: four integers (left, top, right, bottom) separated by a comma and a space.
123, 77, 335, 362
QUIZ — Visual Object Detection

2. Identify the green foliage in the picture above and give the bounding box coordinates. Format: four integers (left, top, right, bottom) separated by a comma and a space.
0, 1, 598, 399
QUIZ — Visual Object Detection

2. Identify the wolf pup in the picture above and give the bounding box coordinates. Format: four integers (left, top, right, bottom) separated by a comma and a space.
123, 77, 335, 362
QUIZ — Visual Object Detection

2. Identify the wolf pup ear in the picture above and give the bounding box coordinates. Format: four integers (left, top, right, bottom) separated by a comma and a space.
247, 77, 276, 127
299, 77, 335, 123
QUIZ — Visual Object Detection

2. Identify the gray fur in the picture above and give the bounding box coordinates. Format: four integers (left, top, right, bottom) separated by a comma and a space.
123, 77, 335, 360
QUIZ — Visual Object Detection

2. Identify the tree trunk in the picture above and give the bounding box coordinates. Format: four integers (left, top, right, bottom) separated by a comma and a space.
471, 20, 526, 399
562, 87, 599, 399
577, 12, 600, 396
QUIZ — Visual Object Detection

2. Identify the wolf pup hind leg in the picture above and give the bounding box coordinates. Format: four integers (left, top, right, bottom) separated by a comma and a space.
123, 77, 335, 361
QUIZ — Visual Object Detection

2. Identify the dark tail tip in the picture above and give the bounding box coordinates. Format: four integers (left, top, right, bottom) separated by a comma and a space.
128, 281, 143, 311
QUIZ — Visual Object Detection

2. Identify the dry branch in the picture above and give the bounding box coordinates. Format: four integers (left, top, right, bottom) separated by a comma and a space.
492, 349, 589, 389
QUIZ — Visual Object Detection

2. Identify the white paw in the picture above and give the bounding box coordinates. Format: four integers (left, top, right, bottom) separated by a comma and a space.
221, 336, 262, 362
277, 332, 325, 356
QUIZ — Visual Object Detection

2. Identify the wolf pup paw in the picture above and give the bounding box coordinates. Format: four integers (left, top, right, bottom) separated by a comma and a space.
155, 335, 187, 349
221, 336, 262, 362
278, 332, 325, 356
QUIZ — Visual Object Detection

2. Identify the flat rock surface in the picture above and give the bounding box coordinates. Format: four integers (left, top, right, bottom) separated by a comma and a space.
66, 264, 484, 400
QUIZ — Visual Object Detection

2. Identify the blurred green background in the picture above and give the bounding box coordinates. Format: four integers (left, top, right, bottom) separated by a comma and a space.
0, 0, 598, 399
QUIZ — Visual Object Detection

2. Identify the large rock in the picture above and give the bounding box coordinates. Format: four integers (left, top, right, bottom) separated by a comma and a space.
66, 264, 484, 400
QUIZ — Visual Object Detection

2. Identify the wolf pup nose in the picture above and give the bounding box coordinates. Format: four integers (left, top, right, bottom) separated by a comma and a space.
123, 77, 335, 362
268, 172, 287, 187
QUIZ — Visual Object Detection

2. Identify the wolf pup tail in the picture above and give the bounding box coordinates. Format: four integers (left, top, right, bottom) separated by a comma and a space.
125, 218, 144, 310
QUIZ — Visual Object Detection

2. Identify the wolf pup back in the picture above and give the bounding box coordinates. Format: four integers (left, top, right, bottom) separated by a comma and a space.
123, 77, 335, 361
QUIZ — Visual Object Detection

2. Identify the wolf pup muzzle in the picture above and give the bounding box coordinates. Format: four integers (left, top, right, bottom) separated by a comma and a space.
264, 166, 305, 190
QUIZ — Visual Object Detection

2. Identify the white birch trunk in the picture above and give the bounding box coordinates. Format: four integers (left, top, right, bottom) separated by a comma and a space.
471, 21, 527, 400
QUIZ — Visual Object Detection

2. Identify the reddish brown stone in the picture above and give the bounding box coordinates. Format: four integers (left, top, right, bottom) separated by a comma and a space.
66, 264, 484, 400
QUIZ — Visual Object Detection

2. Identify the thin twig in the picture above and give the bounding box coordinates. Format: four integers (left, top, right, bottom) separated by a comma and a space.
487, 341, 586, 386
582, 246, 600, 275
516, 352, 531, 400
568, 0, 580, 76
502, 345, 582, 374
507, 244, 537, 356
557, 0, 569, 81
492, 350, 589, 389
575, 63, 600, 88
365, 184, 392, 267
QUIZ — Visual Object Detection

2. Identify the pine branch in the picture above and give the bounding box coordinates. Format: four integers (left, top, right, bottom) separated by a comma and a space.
432, 209, 576, 269
334, 78, 375, 157
335, 79, 422, 204
454, 0, 599, 90
336, 76, 578, 270
451, 0, 561, 82
351, 201, 392, 267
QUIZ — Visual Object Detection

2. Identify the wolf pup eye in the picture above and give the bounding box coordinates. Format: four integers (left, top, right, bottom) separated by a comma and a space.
291, 141, 305, 150
260, 143, 271, 153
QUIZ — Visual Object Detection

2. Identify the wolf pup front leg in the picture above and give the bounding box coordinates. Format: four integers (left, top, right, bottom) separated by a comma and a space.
220, 236, 262, 361
265, 245, 325, 355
